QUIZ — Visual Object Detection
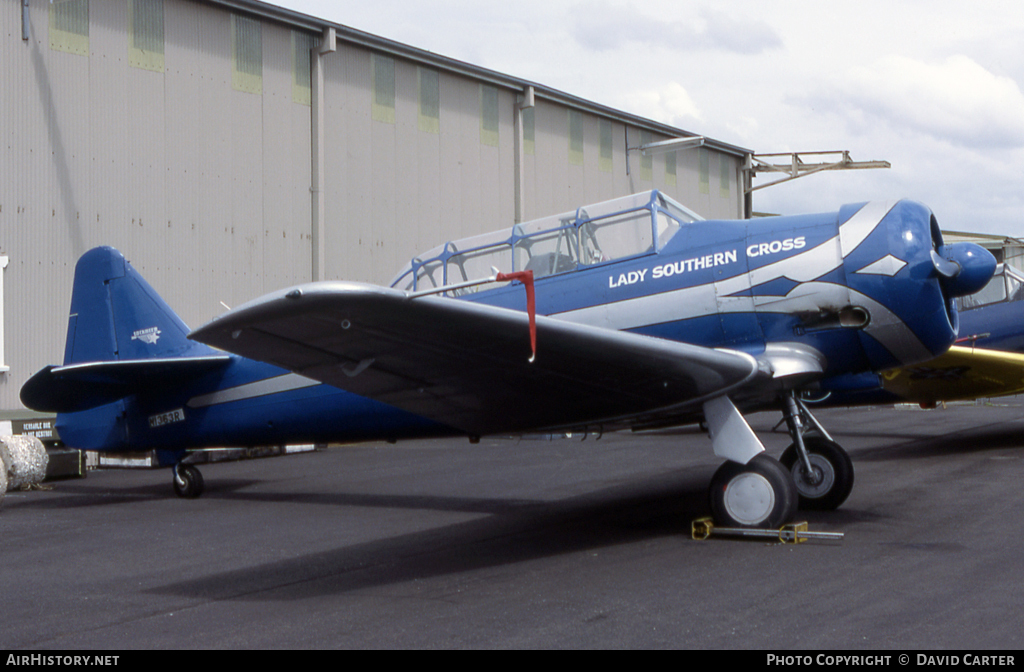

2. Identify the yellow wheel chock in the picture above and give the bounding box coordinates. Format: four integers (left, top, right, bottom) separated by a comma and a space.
691, 517, 844, 544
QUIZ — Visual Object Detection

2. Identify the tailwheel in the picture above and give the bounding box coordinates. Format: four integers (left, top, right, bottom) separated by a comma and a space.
172, 463, 205, 499
780, 435, 854, 510
708, 453, 798, 528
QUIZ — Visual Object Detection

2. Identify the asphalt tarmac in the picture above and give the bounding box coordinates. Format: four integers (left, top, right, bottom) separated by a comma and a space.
3, 400, 1024, 650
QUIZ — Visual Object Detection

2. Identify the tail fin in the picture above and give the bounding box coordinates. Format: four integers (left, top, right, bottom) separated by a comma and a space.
21, 247, 227, 414
63, 246, 209, 364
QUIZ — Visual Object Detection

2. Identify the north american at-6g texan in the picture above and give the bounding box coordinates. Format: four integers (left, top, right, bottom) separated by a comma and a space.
21, 191, 994, 529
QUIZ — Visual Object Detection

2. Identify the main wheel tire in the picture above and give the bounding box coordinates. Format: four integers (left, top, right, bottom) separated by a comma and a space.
172, 464, 205, 499
708, 454, 798, 528
780, 436, 854, 510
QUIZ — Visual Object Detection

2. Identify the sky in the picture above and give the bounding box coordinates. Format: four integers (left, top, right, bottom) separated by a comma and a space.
273, 0, 1024, 236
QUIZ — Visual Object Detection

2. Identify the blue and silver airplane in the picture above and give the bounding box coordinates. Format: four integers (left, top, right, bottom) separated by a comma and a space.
20, 191, 994, 529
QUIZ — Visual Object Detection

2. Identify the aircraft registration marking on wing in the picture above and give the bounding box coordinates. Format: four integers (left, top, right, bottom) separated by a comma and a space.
905, 366, 971, 381
187, 373, 322, 408
149, 408, 185, 428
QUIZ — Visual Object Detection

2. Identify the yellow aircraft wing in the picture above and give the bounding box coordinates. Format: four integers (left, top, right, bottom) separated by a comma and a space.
880, 345, 1024, 404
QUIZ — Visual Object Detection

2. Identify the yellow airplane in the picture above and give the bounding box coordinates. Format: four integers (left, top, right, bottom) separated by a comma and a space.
826, 263, 1024, 407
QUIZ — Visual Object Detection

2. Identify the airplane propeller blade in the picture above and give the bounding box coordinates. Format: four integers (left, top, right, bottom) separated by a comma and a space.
930, 249, 960, 278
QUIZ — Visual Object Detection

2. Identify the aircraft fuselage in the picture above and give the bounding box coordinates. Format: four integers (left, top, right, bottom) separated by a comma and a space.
33, 191, 993, 466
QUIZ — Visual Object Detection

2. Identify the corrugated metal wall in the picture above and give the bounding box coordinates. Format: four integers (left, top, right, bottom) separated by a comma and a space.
0, 0, 313, 410
0, 0, 744, 413
317, 43, 742, 285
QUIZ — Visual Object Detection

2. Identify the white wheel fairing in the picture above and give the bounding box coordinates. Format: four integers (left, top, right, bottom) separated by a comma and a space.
709, 454, 797, 528
722, 471, 776, 526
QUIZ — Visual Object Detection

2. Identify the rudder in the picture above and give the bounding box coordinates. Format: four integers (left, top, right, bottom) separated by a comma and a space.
63, 247, 205, 365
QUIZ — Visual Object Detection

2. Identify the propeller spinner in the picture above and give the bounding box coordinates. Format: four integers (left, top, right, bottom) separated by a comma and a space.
931, 243, 995, 297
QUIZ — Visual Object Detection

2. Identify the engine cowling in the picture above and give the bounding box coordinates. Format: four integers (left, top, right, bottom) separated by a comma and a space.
837, 200, 994, 372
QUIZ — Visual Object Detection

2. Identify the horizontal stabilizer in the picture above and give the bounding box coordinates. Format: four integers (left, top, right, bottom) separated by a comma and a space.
20, 356, 231, 413
190, 282, 759, 435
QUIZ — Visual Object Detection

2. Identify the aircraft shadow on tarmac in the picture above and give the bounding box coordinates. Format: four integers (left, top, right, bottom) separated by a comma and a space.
145, 467, 720, 602
846, 424, 1024, 463
4, 479, 262, 510
20, 415, 1018, 602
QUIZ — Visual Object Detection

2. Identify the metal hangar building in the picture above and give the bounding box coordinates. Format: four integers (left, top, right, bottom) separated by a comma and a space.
0, 0, 753, 418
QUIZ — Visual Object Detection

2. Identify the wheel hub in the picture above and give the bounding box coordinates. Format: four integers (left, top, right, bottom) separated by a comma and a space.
792, 454, 835, 498
723, 472, 776, 526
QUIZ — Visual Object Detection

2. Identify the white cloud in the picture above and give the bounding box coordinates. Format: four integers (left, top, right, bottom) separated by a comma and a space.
623, 82, 704, 126
570, 2, 782, 54
697, 7, 785, 55
824, 55, 1024, 149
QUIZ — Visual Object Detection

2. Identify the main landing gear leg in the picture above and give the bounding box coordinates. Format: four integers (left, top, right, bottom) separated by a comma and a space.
173, 462, 205, 499
778, 392, 854, 510
702, 395, 798, 529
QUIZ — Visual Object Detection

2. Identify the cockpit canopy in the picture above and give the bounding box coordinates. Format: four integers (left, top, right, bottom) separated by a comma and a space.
389, 190, 703, 292
956, 263, 1024, 311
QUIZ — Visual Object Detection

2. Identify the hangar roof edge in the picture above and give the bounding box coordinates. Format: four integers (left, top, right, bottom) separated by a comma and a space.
204, 0, 754, 158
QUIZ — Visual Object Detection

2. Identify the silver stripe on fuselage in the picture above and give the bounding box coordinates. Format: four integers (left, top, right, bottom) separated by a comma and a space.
839, 200, 898, 257
187, 373, 322, 408
554, 200, 932, 364
556, 233, 846, 332
558, 201, 887, 329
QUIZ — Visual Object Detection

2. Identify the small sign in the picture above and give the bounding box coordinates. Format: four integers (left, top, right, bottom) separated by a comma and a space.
9, 418, 59, 442
148, 409, 185, 428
